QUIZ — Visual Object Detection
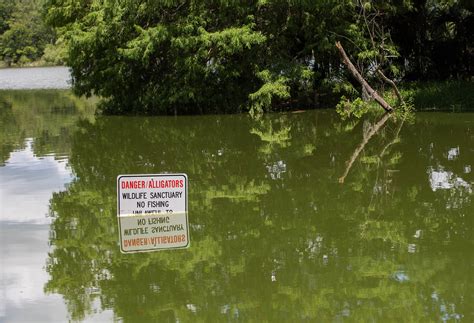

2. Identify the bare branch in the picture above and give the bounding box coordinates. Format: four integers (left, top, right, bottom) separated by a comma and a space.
335, 41, 393, 112
376, 69, 405, 106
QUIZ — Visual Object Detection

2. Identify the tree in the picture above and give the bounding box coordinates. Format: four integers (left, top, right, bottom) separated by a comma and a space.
0, 1, 14, 35
390, 0, 473, 79
45, 0, 472, 115
0, 0, 53, 65
45, 0, 360, 114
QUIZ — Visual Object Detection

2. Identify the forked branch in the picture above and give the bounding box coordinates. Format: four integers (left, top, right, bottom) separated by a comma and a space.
335, 41, 393, 112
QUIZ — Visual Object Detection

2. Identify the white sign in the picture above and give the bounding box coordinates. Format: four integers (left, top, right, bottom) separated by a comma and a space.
117, 174, 189, 253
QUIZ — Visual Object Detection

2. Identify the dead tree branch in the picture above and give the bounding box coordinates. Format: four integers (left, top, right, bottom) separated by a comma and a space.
335, 41, 393, 112
376, 69, 405, 106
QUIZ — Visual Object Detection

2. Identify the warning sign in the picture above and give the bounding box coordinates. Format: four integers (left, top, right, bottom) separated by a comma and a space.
117, 174, 189, 253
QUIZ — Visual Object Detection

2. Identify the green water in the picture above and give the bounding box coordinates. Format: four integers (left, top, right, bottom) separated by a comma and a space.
0, 90, 473, 322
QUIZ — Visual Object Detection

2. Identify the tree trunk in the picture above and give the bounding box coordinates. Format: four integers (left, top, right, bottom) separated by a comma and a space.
335, 41, 393, 112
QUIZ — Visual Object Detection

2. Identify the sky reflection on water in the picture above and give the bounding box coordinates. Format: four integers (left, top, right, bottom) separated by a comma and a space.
0, 139, 113, 322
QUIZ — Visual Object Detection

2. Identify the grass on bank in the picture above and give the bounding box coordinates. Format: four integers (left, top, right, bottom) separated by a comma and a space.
405, 80, 474, 112
338, 80, 474, 119
380, 80, 474, 112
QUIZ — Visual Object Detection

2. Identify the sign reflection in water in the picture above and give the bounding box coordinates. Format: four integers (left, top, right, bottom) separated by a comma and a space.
0, 89, 473, 322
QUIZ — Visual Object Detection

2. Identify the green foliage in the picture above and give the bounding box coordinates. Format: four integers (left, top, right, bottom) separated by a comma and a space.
0, 2, 14, 35
336, 96, 371, 119
0, 0, 54, 66
391, 0, 473, 79
43, 0, 357, 113
42, 40, 67, 64
248, 70, 290, 117
39, 0, 472, 114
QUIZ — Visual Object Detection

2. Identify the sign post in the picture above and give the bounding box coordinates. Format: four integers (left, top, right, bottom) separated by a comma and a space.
117, 174, 189, 253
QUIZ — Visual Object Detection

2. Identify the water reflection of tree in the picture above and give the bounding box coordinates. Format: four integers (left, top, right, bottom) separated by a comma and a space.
0, 90, 95, 164
45, 112, 472, 321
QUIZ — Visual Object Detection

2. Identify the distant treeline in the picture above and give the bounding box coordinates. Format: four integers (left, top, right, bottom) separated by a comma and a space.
0, 0, 64, 66
3, 1, 473, 114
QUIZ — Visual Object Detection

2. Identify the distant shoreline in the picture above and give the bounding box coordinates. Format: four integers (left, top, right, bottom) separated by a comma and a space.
0, 65, 68, 70
0, 61, 65, 69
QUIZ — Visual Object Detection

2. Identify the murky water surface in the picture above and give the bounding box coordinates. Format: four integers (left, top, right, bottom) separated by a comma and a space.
0, 88, 473, 322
